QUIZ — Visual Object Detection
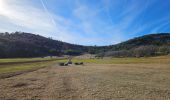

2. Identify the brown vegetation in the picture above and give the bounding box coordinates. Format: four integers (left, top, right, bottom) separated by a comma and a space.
0, 62, 170, 100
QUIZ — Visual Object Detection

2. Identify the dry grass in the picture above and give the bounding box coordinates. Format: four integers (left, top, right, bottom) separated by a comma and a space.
0, 60, 170, 99
0, 58, 67, 75
0, 57, 55, 63
73, 56, 170, 64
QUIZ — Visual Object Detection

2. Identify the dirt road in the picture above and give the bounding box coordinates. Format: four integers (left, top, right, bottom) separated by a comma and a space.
0, 64, 170, 100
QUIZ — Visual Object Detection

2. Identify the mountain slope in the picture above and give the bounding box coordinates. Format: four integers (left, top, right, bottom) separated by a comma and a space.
96, 33, 170, 57
109, 33, 170, 51
0, 32, 170, 58
0, 32, 87, 58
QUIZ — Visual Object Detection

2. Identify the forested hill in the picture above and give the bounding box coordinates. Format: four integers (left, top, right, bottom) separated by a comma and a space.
98, 33, 170, 57
0, 32, 87, 58
0, 32, 170, 58
110, 33, 170, 51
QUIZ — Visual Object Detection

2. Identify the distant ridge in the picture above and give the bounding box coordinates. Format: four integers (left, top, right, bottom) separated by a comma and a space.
109, 33, 170, 50
0, 32, 170, 58
0, 32, 87, 58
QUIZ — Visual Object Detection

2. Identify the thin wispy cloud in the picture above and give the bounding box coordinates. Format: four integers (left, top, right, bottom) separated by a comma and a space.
0, 0, 170, 46
0, 0, 81, 43
40, 0, 57, 27
0, 0, 54, 33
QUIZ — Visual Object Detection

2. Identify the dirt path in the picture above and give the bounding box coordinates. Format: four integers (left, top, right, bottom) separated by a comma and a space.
0, 63, 170, 100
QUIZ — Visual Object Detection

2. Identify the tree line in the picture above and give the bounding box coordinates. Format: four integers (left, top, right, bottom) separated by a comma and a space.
0, 32, 170, 58
97, 45, 170, 57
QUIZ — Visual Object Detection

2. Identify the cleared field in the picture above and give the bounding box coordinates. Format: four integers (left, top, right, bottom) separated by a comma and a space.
0, 57, 170, 100
0, 58, 67, 78
0, 57, 67, 65
0, 58, 54, 63
73, 56, 170, 64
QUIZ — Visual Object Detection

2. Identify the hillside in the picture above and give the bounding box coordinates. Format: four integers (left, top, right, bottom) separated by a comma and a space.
99, 33, 170, 57
0, 32, 170, 58
110, 33, 170, 50
0, 32, 87, 58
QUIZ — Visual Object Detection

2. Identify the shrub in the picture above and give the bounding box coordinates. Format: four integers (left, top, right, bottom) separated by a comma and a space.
59, 63, 65, 66
74, 62, 84, 65
80, 62, 84, 65
75, 62, 79, 65
64, 63, 68, 66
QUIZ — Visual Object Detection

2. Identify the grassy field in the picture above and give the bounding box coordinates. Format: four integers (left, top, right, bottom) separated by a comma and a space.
0, 58, 67, 75
73, 56, 170, 64
0, 57, 53, 63
0, 56, 170, 74
0, 61, 54, 74
0, 57, 67, 65
0, 56, 170, 99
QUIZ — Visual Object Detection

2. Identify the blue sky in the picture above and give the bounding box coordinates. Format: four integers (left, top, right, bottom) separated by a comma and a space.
0, 0, 170, 46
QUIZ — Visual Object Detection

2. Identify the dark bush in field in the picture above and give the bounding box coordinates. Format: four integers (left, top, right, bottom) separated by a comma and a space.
75, 63, 79, 65
74, 62, 84, 65
64, 63, 68, 66
59, 63, 65, 66
80, 62, 84, 65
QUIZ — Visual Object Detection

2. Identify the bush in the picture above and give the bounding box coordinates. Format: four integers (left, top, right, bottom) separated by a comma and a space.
80, 62, 84, 65
59, 63, 65, 66
75, 62, 79, 65
64, 63, 68, 66
74, 62, 84, 65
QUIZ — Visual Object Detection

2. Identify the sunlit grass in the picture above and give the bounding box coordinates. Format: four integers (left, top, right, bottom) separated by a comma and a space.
72, 57, 170, 64
0, 56, 170, 74
0, 57, 65, 64
0, 59, 67, 74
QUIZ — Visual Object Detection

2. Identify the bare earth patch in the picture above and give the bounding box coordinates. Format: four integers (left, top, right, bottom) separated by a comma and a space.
0, 63, 170, 100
